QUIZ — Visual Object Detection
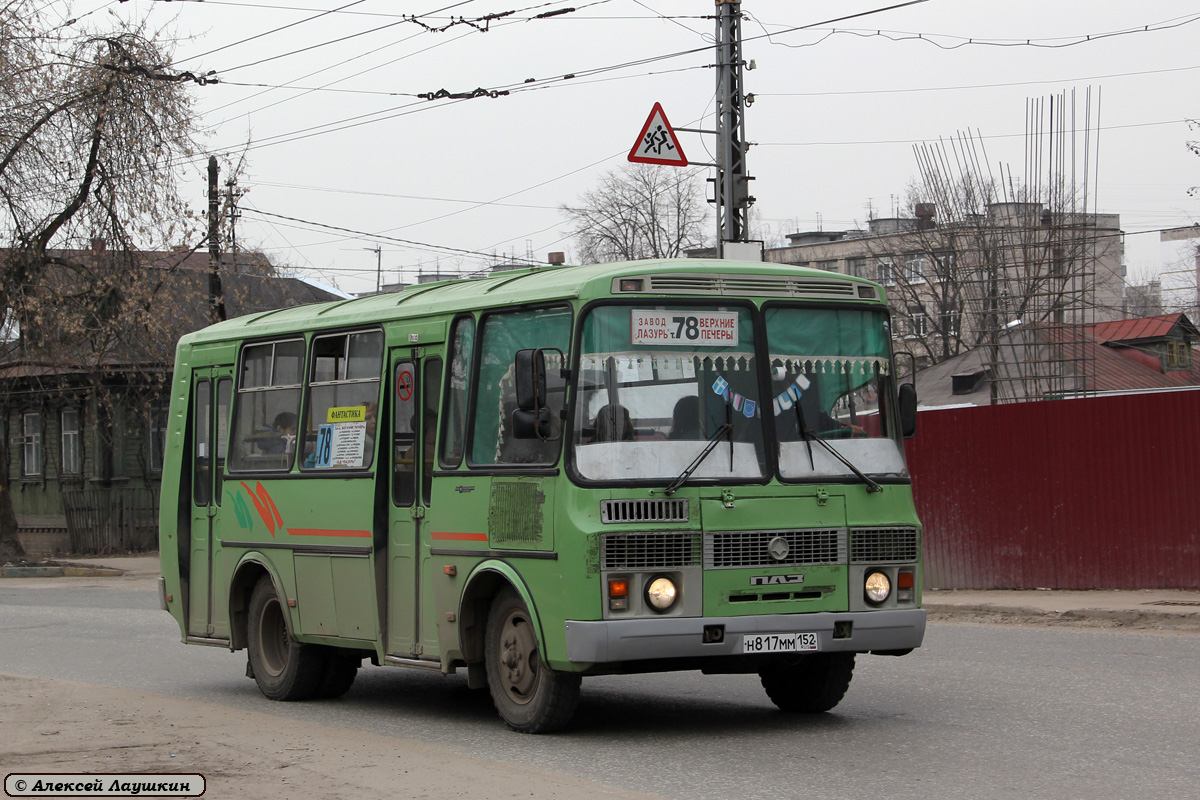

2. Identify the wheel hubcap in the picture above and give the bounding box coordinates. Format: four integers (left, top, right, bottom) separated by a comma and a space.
498, 609, 538, 704
258, 597, 288, 677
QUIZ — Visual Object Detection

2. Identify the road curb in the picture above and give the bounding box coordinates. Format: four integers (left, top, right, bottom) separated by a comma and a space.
926, 602, 1200, 632
2, 564, 125, 579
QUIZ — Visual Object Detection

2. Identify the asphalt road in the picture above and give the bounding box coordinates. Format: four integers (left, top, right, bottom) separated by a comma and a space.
2, 581, 1197, 800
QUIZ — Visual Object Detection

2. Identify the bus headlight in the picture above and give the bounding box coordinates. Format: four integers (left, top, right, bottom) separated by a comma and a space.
645, 576, 678, 612
864, 571, 891, 605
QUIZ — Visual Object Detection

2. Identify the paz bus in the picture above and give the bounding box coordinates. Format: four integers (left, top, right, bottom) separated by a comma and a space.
158, 258, 925, 733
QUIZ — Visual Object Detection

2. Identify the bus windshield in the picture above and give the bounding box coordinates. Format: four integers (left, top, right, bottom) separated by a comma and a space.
764, 305, 907, 481
572, 303, 908, 484
573, 304, 767, 483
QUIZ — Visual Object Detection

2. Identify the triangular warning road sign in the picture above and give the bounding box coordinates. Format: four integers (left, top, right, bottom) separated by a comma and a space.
628, 102, 688, 166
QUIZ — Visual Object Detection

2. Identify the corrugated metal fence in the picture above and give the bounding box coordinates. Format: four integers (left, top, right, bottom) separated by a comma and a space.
905, 389, 1200, 590
61, 488, 159, 554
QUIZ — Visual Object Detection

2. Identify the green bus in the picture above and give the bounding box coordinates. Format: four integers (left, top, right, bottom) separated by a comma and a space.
158, 258, 925, 733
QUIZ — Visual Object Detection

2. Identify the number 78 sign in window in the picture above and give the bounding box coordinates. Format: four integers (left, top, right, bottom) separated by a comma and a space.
630, 309, 740, 346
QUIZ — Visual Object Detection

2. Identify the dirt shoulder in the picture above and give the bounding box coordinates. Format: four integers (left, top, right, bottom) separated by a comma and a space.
0, 673, 662, 800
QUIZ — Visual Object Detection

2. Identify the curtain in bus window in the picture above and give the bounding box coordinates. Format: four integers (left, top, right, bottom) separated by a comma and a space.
229, 339, 305, 472
764, 307, 906, 479
470, 307, 571, 466
764, 307, 889, 416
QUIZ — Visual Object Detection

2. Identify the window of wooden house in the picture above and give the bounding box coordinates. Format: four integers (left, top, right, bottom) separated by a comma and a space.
61, 409, 81, 475
148, 407, 168, 473
22, 412, 42, 476
1166, 341, 1192, 370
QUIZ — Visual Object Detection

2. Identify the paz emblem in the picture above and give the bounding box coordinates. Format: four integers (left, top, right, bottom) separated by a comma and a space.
767, 536, 790, 561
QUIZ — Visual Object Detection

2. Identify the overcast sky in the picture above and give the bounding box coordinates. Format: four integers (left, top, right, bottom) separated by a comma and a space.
96, 0, 1200, 298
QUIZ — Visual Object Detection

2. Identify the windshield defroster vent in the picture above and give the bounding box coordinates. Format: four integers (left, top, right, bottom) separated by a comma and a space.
600, 498, 689, 524
617, 273, 859, 299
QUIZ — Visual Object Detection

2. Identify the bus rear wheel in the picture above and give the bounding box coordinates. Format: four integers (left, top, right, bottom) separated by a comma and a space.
759, 652, 856, 713
315, 650, 360, 699
484, 588, 580, 733
247, 577, 323, 701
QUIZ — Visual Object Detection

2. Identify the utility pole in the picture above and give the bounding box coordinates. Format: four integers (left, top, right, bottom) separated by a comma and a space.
365, 245, 382, 292
714, 0, 753, 257
207, 156, 226, 323
225, 175, 246, 274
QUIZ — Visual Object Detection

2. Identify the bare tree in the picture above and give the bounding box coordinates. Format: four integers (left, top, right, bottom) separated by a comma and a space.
0, 3, 202, 559
562, 164, 709, 263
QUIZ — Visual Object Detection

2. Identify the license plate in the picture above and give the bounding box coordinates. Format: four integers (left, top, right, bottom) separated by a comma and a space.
741, 632, 819, 654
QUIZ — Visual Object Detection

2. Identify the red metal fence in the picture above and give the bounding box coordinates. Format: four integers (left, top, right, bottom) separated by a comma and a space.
905, 389, 1200, 590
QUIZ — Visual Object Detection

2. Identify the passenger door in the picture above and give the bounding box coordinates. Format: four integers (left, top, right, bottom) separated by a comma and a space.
188, 366, 233, 639
386, 351, 443, 659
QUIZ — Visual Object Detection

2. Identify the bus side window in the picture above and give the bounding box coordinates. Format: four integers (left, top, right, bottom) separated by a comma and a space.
229, 339, 304, 472
215, 377, 231, 502
193, 380, 211, 505
421, 358, 441, 505
303, 330, 383, 471
439, 316, 474, 469
392, 360, 416, 506
470, 306, 571, 466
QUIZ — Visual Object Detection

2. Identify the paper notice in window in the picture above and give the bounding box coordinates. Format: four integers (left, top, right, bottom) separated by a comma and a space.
315, 421, 367, 468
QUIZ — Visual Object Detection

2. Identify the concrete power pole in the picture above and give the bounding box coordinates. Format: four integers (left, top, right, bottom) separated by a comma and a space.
715, 0, 753, 257
207, 156, 226, 322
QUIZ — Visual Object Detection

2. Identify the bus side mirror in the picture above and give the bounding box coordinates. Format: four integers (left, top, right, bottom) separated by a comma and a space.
513, 348, 552, 439
898, 382, 917, 439
515, 349, 547, 412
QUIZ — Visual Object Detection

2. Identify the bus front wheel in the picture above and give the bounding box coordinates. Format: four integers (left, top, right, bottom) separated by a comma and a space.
759, 652, 856, 713
484, 588, 580, 733
247, 577, 323, 701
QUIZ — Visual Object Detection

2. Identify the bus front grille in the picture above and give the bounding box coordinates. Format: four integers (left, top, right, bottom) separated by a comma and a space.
705, 529, 846, 569
600, 498, 689, 524
603, 532, 701, 570
850, 527, 920, 563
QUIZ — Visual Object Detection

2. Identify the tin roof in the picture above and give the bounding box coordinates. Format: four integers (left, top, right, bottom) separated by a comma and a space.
1088, 313, 1197, 343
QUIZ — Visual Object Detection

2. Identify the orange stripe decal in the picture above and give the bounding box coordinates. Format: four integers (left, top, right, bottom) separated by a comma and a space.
287, 528, 372, 538
431, 532, 489, 542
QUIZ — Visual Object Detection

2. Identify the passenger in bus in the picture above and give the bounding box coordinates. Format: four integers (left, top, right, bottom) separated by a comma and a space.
363, 401, 378, 459
250, 412, 298, 461
668, 396, 702, 440
593, 403, 634, 442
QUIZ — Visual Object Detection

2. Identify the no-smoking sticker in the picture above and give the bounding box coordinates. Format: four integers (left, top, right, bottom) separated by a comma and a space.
396, 369, 414, 401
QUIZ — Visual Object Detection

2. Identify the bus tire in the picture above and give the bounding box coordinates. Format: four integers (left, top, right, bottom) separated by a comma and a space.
484, 588, 580, 733
247, 577, 323, 701
759, 652, 855, 713
315, 650, 360, 699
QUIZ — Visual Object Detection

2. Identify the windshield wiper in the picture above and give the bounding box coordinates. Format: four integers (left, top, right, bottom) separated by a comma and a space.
662, 420, 734, 496
793, 404, 882, 493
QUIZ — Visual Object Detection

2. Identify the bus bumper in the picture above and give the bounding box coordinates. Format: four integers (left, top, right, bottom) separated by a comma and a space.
564, 608, 926, 664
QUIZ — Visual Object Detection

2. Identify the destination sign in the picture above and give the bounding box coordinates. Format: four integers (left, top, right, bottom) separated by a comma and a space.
630, 309, 739, 346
